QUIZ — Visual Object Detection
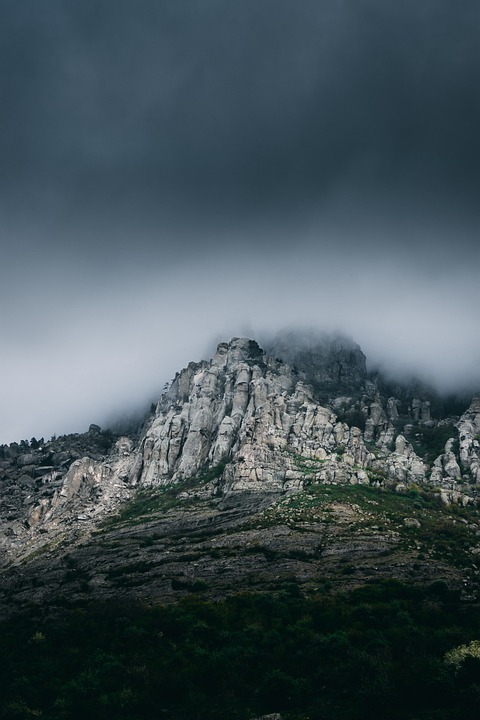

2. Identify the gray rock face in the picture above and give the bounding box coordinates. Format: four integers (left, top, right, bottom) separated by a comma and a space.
457, 397, 480, 483
138, 338, 370, 495
386, 435, 426, 483
0, 427, 124, 560
411, 399, 431, 422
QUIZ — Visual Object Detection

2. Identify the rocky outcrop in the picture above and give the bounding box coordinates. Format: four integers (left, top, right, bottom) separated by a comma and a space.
387, 435, 426, 483
138, 338, 371, 497
457, 397, 480, 483
0, 430, 135, 561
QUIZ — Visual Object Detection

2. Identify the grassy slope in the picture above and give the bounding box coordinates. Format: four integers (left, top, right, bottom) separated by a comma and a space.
3, 481, 480, 719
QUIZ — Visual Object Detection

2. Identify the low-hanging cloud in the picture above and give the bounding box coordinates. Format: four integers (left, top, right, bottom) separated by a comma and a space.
2, 218, 479, 444
1, 1, 479, 442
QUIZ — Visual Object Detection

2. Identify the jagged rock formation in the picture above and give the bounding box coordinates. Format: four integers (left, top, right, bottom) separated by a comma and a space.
0, 428, 119, 549
458, 397, 480, 483
1, 334, 479, 575
140, 337, 369, 494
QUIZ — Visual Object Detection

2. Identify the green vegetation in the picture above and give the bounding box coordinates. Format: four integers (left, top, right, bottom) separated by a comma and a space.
256, 483, 480, 568
411, 424, 459, 465
445, 640, 480, 670
1, 581, 480, 719
336, 406, 367, 432
366, 467, 388, 483
101, 464, 226, 528
288, 451, 327, 475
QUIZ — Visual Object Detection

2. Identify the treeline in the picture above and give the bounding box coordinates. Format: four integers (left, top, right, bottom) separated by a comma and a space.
1, 580, 479, 719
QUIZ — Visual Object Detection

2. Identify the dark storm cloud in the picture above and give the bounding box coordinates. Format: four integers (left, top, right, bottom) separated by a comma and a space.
0, 1, 479, 442
1, 0, 479, 233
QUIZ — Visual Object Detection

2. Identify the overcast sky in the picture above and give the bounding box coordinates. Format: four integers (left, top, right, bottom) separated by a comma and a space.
1, 0, 479, 443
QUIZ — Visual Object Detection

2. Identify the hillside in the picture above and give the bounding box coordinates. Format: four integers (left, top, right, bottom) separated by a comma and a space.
1, 334, 480, 719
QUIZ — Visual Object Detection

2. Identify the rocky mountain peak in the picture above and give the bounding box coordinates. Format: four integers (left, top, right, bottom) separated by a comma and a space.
212, 337, 265, 367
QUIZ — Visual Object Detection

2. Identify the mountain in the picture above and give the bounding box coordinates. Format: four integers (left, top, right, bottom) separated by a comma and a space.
1, 333, 480, 611
2, 333, 480, 719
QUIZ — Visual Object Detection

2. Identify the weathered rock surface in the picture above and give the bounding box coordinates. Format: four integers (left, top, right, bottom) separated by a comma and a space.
139, 338, 370, 496
457, 397, 480, 483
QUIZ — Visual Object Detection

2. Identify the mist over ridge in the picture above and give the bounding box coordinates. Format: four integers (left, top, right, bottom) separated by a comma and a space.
2, 295, 479, 446
1, 207, 479, 445
1, 1, 479, 443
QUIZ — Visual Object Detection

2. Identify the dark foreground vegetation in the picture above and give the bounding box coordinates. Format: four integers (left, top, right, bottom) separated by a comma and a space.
1, 580, 480, 720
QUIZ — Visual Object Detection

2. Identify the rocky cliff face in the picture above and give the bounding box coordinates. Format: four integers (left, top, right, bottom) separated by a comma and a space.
1, 335, 479, 571
140, 337, 368, 494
